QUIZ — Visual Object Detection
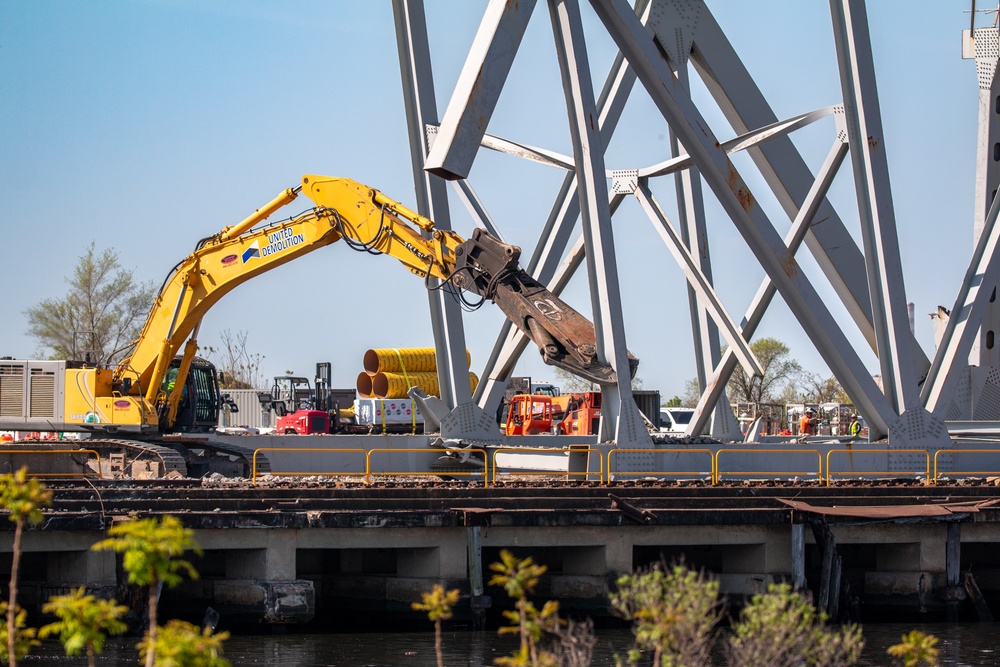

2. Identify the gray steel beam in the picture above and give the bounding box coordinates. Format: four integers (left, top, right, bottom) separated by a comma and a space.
669, 65, 733, 437
424, 0, 537, 181
589, 0, 895, 436
829, 0, 919, 415
393, 0, 472, 408
549, 0, 649, 446
969, 27, 1000, 374
640, 107, 837, 179
690, 138, 849, 436
923, 189, 1000, 414
632, 180, 762, 378
474, 5, 645, 417
647, 0, 737, 438
685, 5, 887, 362
449, 178, 505, 242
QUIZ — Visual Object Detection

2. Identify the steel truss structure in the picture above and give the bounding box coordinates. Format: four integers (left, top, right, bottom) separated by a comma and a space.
391, 0, 1000, 449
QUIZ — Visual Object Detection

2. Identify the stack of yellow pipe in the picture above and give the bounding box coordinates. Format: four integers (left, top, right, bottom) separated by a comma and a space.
370, 371, 479, 399
363, 347, 471, 374
355, 347, 476, 399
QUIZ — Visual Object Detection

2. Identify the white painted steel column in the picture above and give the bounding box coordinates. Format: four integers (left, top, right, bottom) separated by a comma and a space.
549, 0, 650, 446
590, 0, 895, 437
829, 0, 919, 416
646, 0, 738, 438
393, 0, 473, 408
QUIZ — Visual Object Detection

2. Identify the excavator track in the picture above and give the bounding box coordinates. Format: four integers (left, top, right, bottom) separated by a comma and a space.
0, 438, 269, 480
158, 438, 271, 478
2, 438, 188, 479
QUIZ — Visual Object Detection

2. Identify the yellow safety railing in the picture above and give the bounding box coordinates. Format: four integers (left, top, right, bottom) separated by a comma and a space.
826, 449, 929, 486
251, 448, 367, 486
367, 448, 488, 486
490, 447, 603, 484
607, 448, 714, 483
933, 449, 1000, 484
0, 449, 102, 479
716, 449, 822, 484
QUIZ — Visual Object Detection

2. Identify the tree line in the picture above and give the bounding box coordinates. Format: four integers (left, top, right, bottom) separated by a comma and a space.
674, 337, 852, 409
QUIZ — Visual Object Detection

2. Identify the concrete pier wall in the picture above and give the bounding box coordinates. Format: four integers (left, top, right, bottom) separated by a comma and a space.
2, 481, 999, 628
5, 516, 997, 626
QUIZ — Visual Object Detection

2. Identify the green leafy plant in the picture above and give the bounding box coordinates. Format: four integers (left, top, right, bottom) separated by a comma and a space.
489, 550, 562, 667
726, 583, 863, 667
92, 515, 202, 667
0, 467, 51, 666
39, 587, 128, 667
137, 619, 230, 667
0, 604, 38, 665
887, 630, 940, 667
412, 584, 460, 667
610, 562, 722, 667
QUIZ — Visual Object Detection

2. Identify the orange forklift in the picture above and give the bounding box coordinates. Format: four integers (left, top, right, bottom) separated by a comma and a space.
504, 392, 602, 436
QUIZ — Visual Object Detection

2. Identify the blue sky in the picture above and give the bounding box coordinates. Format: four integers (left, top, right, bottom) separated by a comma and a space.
0, 1, 981, 402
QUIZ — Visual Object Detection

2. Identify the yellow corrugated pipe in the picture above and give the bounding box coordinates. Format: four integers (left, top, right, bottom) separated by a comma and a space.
371, 371, 479, 399
363, 347, 471, 375
356, 372, 374, 398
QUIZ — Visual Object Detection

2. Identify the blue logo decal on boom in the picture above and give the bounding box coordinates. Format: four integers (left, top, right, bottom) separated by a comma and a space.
242, 241, 260, 264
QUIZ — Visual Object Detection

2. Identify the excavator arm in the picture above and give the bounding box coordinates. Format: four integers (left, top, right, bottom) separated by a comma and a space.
117, 175, 632, 430
300, 176, 635, 384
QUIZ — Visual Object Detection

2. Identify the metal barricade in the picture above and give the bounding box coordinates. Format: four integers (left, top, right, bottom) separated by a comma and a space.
607, 448, 714, 483
251, 448, 367, 486
716, 448, 822, 484
490, 447, 603, 484
367, 448, 488, 486
0, 449, 103, 479
933, 449, 1000, 484
826, 448, 929, 486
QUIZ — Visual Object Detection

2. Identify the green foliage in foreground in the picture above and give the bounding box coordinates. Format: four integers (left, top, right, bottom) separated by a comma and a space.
610, 563, 722, 667
40, 588, 128, 666
887, 630, 940, 667
416, 555, 943, 667
413, 584, 461, 667
137, 620, 231, 667
0, 604, 38, 664
0, 467, 52, 666
727, 583, 863, 667
92, 516, 203, 667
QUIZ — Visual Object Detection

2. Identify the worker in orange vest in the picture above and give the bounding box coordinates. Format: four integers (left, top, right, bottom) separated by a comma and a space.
799, 409, 814, 436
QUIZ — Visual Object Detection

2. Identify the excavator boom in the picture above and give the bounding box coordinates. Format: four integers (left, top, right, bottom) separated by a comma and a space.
116, 175, 631, 430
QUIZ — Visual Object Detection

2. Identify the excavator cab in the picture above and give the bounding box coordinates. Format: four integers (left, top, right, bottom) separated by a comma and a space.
160, 357, 224, 434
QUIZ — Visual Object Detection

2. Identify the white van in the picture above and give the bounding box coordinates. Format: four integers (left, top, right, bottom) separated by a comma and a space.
659, 407, 694, 435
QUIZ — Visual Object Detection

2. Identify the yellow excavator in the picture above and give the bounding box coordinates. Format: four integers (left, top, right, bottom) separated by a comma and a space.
0, 175, 634, 478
